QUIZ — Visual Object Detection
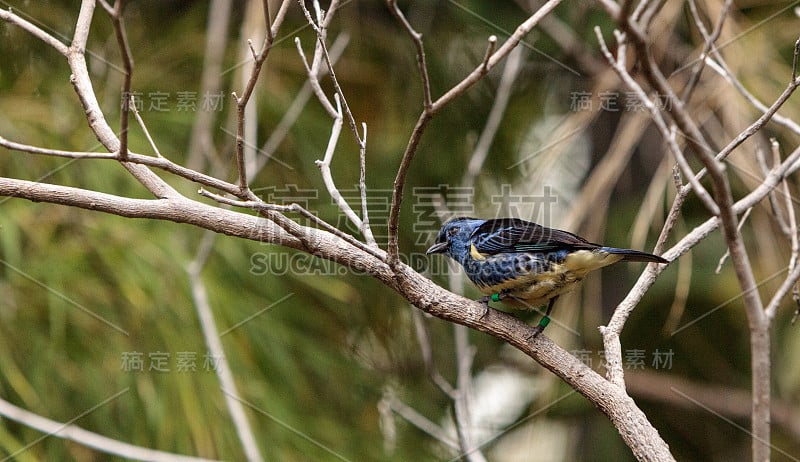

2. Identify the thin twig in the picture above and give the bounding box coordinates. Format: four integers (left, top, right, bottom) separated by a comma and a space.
601, 153, 690, 386
270, 0, 293, 37
308, 10, 362, 146
779, 145, 798, 269
0, 8, 69, 56
0, 136, 244, 197
129, 95, 163, 158
198, 188, 385, 260
357, 123, 374, 245
703, 52, 800, 138
254, 33, 350, 175
463, 45, 526, 188
107, 0, 133, 161
232, 0, 277, 195
480, 35, 497, 72
297, 1, 373, 246
313, 96, 377, 246
387, 0, 432, 109
764, 257, 800, 322
294, 36, 337, 117
794, 36, 800, 83
681, 0, 732, 104
714, 77, 800, 162
757, 143, 791, 236
775, 139, 800, 324
715, 207, 753, 273
295, 3, 376, 245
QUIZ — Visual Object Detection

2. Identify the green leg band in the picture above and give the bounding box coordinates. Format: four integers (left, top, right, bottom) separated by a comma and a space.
538, 316, 551, 328
491, 293, 501, 302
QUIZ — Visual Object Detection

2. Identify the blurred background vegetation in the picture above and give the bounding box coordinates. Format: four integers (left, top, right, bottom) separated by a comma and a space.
1, 0, 800, 460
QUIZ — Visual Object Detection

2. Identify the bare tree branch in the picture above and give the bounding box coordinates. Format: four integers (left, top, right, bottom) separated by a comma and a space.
231, 0, 281, 195
0, 396, 221, 462
104, 0, 134, 161
197, 188, 385, 260
0, 8, 69, 56
254, 33, 349, 174
463, 45, 526, 188
187, 233, 264, 462
0, 136, 246, 197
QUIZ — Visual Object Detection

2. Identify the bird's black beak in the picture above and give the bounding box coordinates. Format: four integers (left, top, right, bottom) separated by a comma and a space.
426, 241, 449, 255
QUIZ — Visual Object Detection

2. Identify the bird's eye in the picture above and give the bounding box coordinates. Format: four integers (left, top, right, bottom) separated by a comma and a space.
447, 226, 460, 237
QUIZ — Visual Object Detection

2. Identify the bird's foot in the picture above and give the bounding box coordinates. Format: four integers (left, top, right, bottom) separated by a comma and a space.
478, 295, 491, 317
529, 298, 556, 338
477, 291, 507, 320
478, 291, 507, 305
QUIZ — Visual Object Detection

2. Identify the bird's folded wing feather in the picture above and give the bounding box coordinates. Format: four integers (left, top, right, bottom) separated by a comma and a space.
471, 218, 599, 254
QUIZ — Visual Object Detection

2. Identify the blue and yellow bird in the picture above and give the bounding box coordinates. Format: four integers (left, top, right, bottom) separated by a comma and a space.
427, 217, 668, 335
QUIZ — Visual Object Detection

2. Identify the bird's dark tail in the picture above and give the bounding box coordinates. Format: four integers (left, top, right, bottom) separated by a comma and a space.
600, 247, 669, 264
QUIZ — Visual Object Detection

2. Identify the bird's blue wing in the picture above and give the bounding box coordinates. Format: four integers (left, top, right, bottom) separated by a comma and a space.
471, 218, 598, 254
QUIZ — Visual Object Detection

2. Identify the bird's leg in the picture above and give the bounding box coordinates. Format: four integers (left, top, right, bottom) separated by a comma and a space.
530, 297, 557, 338
478, 290, 509, 320
479, 290, 508, 305
486, 291, 507, 303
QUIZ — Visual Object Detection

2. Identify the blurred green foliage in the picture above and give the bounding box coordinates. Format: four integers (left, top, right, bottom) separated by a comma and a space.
1, 0, 800, 461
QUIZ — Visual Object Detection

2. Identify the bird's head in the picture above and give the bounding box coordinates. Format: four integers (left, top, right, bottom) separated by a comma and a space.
426, 217, 485, 261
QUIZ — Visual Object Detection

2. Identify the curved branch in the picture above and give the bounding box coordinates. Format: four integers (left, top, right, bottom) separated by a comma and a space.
0, 8, 69, 56
0, 177, 301, 248
0, 136, 245, 198
0, 395, 220, 462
